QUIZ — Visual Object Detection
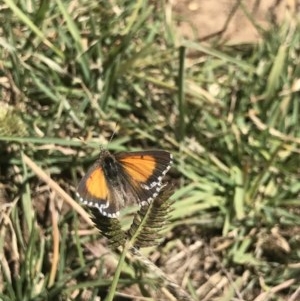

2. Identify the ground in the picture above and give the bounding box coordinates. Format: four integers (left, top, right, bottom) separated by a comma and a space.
172, 0, 298, 44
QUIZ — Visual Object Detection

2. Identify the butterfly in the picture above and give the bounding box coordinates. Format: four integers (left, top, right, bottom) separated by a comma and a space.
76, 149, 173, 218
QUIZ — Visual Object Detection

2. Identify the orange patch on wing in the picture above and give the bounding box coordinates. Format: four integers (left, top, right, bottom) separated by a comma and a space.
119, 156, 156, 182
85, 168, 108, 199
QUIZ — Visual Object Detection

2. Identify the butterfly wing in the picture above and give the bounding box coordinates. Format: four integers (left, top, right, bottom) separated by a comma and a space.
115, 150, 173, 204
76, 162, 121, 217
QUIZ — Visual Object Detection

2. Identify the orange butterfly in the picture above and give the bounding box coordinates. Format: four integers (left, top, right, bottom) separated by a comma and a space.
76, 149, 173, 218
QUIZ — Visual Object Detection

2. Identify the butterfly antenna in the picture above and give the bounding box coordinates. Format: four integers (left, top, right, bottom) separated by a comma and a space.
105, 123, 119, 151
110, 123, 118, 143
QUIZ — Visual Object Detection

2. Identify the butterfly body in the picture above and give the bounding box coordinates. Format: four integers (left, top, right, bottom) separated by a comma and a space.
76, 150, 172, 218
